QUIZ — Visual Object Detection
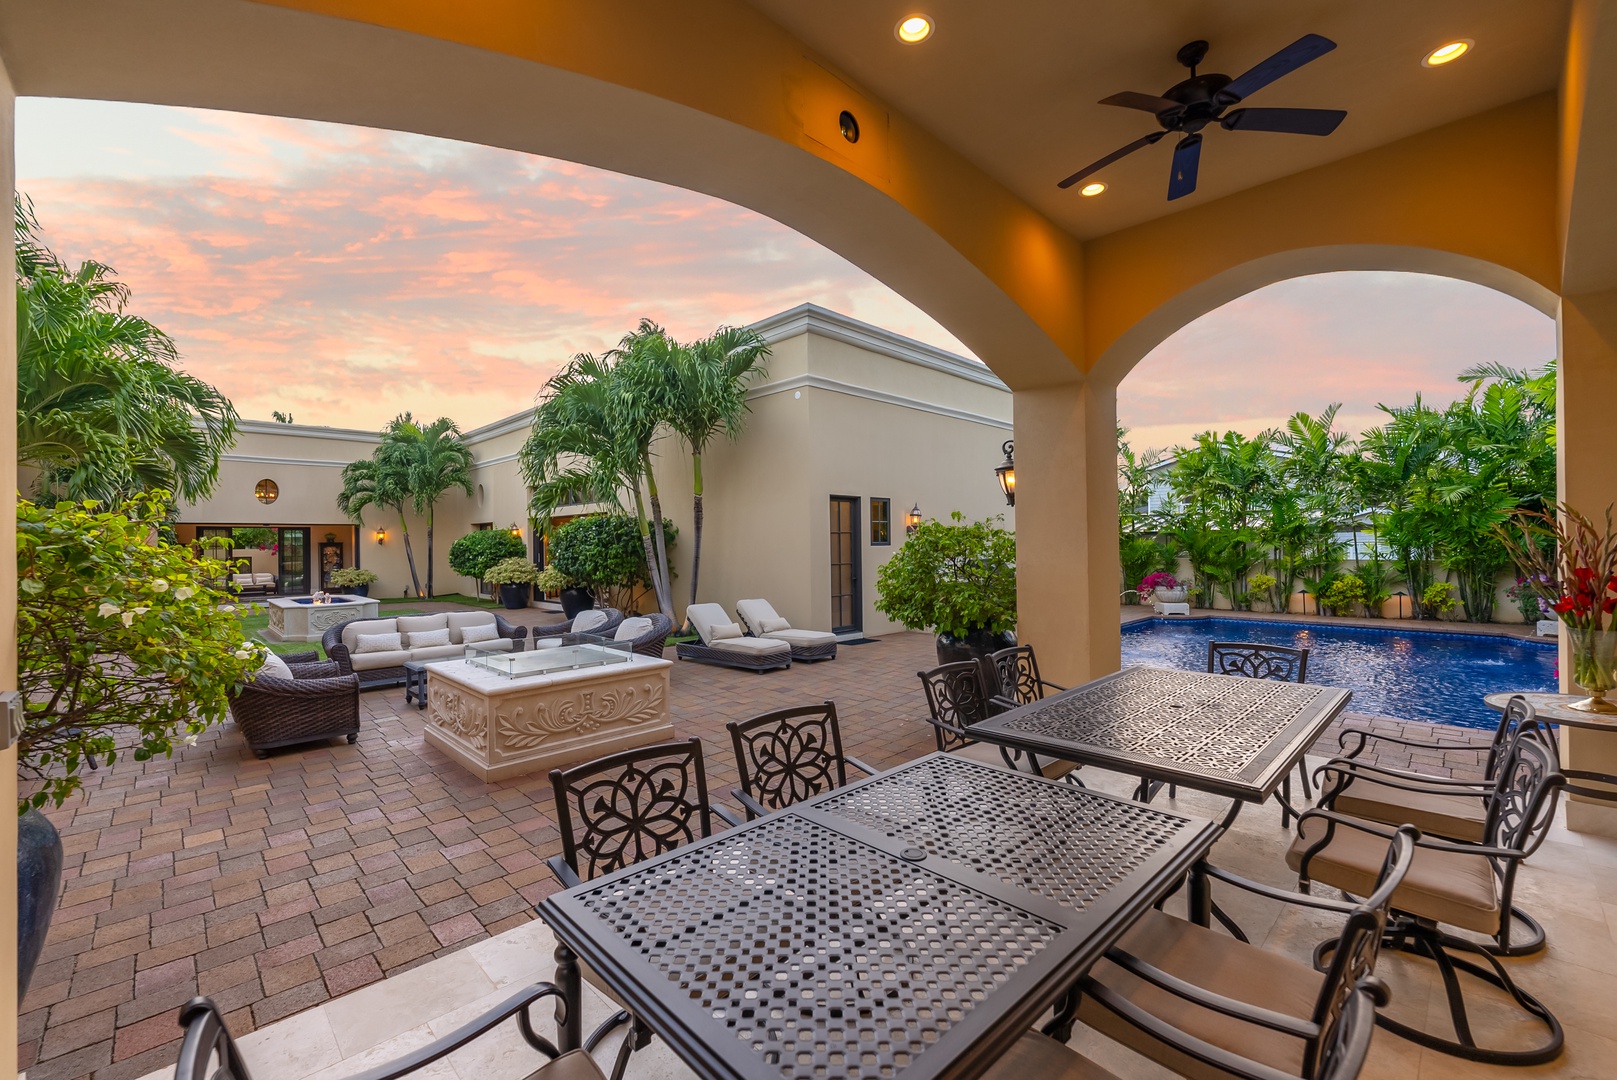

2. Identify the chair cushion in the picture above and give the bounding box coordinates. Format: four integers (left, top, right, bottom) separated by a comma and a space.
765, 628, 837, 647
355, 632, 403, 654
525, 1049, 607, 1080
709, 621, 745, 641
1287, 816, 1500, 934
464, 637, 515, 653
571, 610, 608, 634
348, 649, 409, 671
395, 614, 449, 636
1329, 774, 1489, 843
684, 603, 731, 643
735, 598, 780, 634
408, 643, 466, 662
1078, 909, 1319, 1080
255, 653, 294, 681
710, 637, 790, 656
614, 616, 653, 642
445, 611, 497, 643
405, 627, 452, 649
981, 1032, 1121, 1080
760, 616, 793, 634
341, 618, 398, 652
459, 622, 499, 644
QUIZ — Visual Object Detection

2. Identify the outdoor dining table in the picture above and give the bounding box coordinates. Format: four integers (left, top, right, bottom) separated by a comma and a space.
971, 665, 1353, 830
536, 751, 1219, 1080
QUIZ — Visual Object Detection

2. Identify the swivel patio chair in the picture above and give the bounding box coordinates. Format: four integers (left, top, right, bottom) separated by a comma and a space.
544, 739, 741, 1074
226, 658, 360, 758
176, 988, 609, 1080
1290, 722, 1567, 1065
1200, 641, 1314, 824
917, 661, 1078, 782
531, 607, 625, 647
580, 611, 673, 658
726, 701, 877, 818
1070, 826, 1416, 1080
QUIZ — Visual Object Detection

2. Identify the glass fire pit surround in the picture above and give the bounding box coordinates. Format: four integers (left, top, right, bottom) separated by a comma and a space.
464, 635, 631, 678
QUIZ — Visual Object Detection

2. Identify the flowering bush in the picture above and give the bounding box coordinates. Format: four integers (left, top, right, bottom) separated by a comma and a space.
1506, 576, 1548, 624
17, 494, 265, 811
1138, 571, 1179, 595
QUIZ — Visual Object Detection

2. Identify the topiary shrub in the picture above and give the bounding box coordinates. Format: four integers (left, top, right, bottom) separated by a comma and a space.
875, 512, 1016, 637
448, 529, 527, 583
550, 514, 677, 606
484, 557, 543, 586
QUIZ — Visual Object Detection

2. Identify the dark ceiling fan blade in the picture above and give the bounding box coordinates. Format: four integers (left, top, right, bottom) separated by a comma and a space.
1166, 133, 1202, 201
1215, 34, 1336, 105
1057, 131, 1166, 189
1221, 107, 1346, 135
1099, 91, 1186, 117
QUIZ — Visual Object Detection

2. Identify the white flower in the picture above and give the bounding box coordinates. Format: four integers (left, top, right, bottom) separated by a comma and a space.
132, 607, 149, 616
182, 734, 199, 747
121, 612, 136, 627
219, 603, 235, 613
151, 579, 169, 592
174, 586, 194, 601
233, 649, 252, 660
97, 603, 120, 618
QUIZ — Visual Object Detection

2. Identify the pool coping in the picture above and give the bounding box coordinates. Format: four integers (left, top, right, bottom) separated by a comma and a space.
1120, 605, 1548, 642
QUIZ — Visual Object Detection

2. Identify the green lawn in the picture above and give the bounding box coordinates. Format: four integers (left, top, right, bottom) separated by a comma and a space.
378, 593, 501, 609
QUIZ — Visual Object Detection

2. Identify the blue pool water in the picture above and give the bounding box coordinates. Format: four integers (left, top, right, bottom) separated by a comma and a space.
1121, 617, 1558, 730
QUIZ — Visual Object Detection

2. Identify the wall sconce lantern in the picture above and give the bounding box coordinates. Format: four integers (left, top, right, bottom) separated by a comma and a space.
374, 528, 387, 545
509, 523, 522, 537
995, 440, 1016, 506
905, 503, 923, 535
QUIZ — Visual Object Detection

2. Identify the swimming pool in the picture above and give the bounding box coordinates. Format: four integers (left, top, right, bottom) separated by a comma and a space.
1121, 617, 1557, 731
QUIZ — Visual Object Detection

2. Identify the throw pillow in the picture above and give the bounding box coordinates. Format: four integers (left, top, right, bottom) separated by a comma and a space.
406, 628, 451, 649
709, 621, 744, 641
760, 616, 793, 634
256, 652, 294, 681
354, 632, 403, 654
572, 610, 608, 633
459, 623, 499, 644
614, 616, 653, 642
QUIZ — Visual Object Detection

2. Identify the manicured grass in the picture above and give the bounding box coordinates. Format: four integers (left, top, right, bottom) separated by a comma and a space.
378, 593, 501, 609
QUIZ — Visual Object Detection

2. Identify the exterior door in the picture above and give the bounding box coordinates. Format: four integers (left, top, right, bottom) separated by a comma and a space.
278, 527, 310, 595
829, 496, 861, 633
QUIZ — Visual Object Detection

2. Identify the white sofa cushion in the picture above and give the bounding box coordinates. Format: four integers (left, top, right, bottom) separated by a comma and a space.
614, 616, 653, 642
459, 622, 499, 644
396, 614, 449, 636
256, 652, 294, 681
446, 611, 498, 644
709, 621, 744, 641
711, 637, 791, 656
765, 628, 837, 647
355, 632, 403, 654
572, 610, 609, 634
341, 618, 399, 652
464, 637, 515, 653
406, 628, 451, 649
349, 649, 409, 671
408, 643, 465, 662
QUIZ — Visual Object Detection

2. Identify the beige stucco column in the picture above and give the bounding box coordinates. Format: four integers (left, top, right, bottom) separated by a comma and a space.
1556, 289, 1617, 836
1012, 377, 1121, 687
1, 49, 19, 1080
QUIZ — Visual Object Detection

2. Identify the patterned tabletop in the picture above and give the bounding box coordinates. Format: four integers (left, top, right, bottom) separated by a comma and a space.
973, 665, 1352, 801
539, 753, 1217, 1080
1483, 691, 1617, 730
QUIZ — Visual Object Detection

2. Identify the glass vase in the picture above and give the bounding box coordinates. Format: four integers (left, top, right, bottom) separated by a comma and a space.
1566, 626, 1617, 713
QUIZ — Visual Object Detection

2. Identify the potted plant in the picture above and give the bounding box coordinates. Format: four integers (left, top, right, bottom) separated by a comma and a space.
485, 557, 542, 609
876, 512, 1017, 686
535, 566, 591, 616
328, 566, 378, 597
16, 493, 265, 997
1139, 571, 1185, 605
447, 529, 527, 598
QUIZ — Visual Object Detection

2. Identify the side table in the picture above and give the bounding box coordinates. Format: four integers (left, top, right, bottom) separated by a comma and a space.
403, 660, 429, 710
1486, 691, 1617, 837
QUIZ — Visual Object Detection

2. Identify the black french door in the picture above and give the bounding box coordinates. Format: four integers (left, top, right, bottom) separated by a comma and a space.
278, 528, 310, 595
830, 496, 861, 634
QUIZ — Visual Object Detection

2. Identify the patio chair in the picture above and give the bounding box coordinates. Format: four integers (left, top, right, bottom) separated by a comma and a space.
562, 612, 672, 658
1290, 722, 1567, 1065
226, 657, 360, 758
1201, 641, 1313, 825
674, 602, 792, 672
726, 701, 877, 818
175, 988, 610, 1080
532, 607, 624, 647
545, 739, 741, 1071
989, 644, 1068, 708
1070, 826, 1416, 1080
734, 598, 838, 661
917, 661, 1078, 782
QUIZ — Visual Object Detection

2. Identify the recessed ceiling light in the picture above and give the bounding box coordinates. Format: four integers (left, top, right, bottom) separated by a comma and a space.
896, 15, 933, 43
1079, 182, 1107, 197
1422, 40, 1472, 67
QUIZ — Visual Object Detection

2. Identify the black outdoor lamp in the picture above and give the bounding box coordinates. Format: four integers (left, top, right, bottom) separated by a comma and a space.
905, 503, 923, 535
995, 440, 1016, 506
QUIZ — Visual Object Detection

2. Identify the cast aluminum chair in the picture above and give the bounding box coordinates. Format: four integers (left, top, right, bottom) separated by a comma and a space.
917, 661, 1079, 782
1199, 641, 1314, 824
988, 644, 1069, 708
1291, 721, 1566, 1065
1073, 826, 1417, 1080
545, 739, 741, 1074
726, 701, 876, 818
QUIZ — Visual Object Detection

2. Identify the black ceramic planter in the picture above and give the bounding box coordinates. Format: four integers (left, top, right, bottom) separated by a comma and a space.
18, 807, 63, 1000
349, 584, 370, 598
499, 583, 532, 610
935, 627, 1017, 694
560, 588, 594, 618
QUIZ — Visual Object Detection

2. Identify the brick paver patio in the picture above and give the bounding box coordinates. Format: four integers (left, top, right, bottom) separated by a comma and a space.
18, 625, 1495, 1080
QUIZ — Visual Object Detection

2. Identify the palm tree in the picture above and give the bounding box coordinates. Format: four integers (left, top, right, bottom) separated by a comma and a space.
643, 324, 770, 614
380, 414, 474, 598
336, 456, 423, 598
16, 198, 237, 502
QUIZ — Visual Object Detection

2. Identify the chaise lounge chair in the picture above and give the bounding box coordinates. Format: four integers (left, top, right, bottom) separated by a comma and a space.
676, 603, 792, 672
734, 598, 838, 662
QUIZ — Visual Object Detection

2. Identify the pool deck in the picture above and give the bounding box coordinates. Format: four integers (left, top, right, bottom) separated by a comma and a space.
1121, 604, 1547, 640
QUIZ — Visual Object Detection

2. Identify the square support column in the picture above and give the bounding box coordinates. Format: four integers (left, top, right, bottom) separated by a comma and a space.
1011, 378, 1121, 687
0, 52, 17, 1080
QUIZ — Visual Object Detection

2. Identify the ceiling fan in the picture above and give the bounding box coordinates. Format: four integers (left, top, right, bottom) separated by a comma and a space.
1059, 35, 1347, 201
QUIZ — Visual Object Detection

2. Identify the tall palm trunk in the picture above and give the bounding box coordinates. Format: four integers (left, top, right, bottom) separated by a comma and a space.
688, 451, 705, 612
632, 487, 674, 616
397, 510, 422, 597
425, 507, 436, 598
642, 452, 673, 613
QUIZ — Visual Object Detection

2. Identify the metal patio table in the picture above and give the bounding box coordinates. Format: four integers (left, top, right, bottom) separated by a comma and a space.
972, 665, 1352, 828
1485, 691, 1617, 804
537, 752, 1218, 1080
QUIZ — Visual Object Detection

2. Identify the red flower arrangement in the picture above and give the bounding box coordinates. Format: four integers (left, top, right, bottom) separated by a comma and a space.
1500, 504, 1617, 631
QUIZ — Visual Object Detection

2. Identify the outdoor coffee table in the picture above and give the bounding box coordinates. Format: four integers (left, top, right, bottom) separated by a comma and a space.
538, 752, 1218, 1080
972, 665, 1352, 829
402, 660, 429, 710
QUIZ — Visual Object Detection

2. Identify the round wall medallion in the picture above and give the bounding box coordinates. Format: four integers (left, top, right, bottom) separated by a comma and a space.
254, 479, 279, 504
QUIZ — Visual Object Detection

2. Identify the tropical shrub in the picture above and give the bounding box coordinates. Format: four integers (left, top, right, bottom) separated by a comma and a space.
484, 557, 543, 586
1422, 581, 1460, 618
448, 529, 527, 583
534, 566, 576, 594
549, 514, 677, 606
1248, 573, 1278, 611
876, 513, 1017, 637
17, 493, 264, 810
1121, 538, 1177, 602
230, 526, 276, 550
328, 567, 378, 589
1320, 575, 1368, 616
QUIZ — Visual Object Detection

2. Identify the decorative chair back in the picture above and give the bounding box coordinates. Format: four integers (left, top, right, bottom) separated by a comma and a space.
917, 661, 993, 752
1207, 641, 1310, 683
1315, 981, 1383, 1080
175, 998, 254, 1080
550, 738, 715, 882
991, 645, 1046, 705
1305, 825, 1416, 1079
1485, 694, 1551, 779
1483, 720, 1565, 858
728, 702, 849, 813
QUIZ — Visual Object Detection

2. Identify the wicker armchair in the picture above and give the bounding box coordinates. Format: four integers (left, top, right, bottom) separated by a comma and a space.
560, 612, 672, 659
228, 659, 360, 759
531, 607, 625, 643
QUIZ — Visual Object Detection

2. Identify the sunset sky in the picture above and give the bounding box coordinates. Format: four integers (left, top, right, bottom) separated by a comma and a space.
17, 98, 1556, 448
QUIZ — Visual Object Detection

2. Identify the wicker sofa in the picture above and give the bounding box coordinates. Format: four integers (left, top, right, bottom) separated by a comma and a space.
323, 611, 527, 690
228, 654, 359, 758
676, 603, 791, 672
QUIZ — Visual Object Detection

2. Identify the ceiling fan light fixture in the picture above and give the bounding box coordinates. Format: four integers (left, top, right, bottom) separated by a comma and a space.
895, 15, 933, 43
1078, 182, 1107, 197
1422, 40, 1472, 67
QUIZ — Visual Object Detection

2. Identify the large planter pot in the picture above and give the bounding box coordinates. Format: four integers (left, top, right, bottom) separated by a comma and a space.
935, 627, 1017, 695
349, 584, 370, 598
499, 583, 532, 610
560, 587, 594, 619
18, 808, 63, 1000
1153, 587, 1188, 605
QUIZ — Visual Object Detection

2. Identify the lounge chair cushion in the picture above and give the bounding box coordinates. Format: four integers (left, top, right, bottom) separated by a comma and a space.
572, 610, 609, 634
405, 628, 452, 649
1328, 774, 1489, 842
459, 622, 499, 644
464, 637, 515, 653
735, 598, 781, 634
349, 649, 409, 671
1287, 815, 1499, 934
683, 603, 732, 644
614, 617, 653, 642
709, 621, 745, 641
765, 627, 838, 647
760, 616, 793, 634
711, 637, 791, 657
255, 653, 294, 681
355, 632, 404, 654
396, 614, 449, 636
